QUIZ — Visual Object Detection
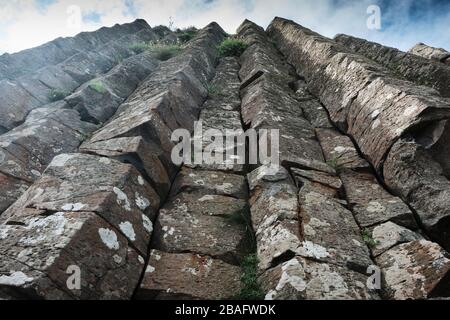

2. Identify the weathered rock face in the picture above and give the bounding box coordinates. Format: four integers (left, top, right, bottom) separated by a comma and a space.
409, 43, 450, 65
267, 17, 450, 265
261, 257, 378, 300
0, 50, 159, 214
0, 19, 152, 80
237, 20, 380, 300
335, 34, 450, 97
0, 21, 159, 132
239, 20, 328, 173
376, 240, 450, 299
137, 40, 249, 299
383, 138, 450, 250
1, 153, 160, 257
1, 16, 450, 301
0, 22, 227, 300
267, 17, 450, 172
137, 250, 242, 300
152, 191, 250, 264
339, 170, 416, 229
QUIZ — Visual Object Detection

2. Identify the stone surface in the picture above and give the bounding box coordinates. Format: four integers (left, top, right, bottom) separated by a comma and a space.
383, 138, 450, 251
170, 166, 248, 199
260, 257, 378, 300
80, 136, 170, 198
0, 22, 160, 132
247, 165, 298, 234
376, 240, 450, 299
298, 179, 373, 273
136, 250, 242, 300
0, 211, 144, 300
238, 21, 327, 172
370, 222, 423, 257
291, 167, 342, 190
340, 170, 416, 229
0, 48, 163, 214
153, 192, 250, 265
268, 17, 450, 171
335, 34, 450, 97
315, 128, 370, 171
409, 43, 450, 65
1, 153, 159, 258
0, 19, 150, 80
1, 17, 450, 301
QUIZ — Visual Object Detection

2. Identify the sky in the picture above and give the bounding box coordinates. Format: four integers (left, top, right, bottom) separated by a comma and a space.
0, 0, 449, 54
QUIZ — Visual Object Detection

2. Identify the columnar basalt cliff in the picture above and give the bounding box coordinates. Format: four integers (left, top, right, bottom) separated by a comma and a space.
1, 17, 450, 300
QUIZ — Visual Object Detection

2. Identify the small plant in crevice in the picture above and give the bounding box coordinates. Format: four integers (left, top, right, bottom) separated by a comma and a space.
235, 254, 265, 300
326, 156, 344, 173
113, 53, 125, 64
148, 42, 183, 61
206, 84, 222, 96
362, 229, 379, 248
225, 210, 247, 225
48, 89, 68, 102
217, 38, 249, 57
178, 27, 198, 43
129, 42, 149, 54
88, 80, 107, 94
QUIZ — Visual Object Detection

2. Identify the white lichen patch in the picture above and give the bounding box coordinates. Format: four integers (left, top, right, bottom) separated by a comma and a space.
299, 241, 330, 260
371, 119, 381, 129
0, 271, 34, 286
145, 265, 155, 273
332, 146, 350, 154
371, 109, 380, 119
198, 195, 215, 202
137, 176, 145, 186
113, 187, 131, 211
142, 214, 153, 234
113, 254, 123, 264
403, 106, 418, 117
20, 213, 68, 246
182, 267, 199, 276
30, 169, 41, 177
99, 157, 111, 165
98, 228, 120, 250
61, 203, 85, 211
0, 225, 11, 240
150, 250, 161, 261
216, 183, 233, 193
138, 256, 145, 264
366, 201, 385, 213
194, 179, 205, 186
50, 154, 74, 167
119, 221, 136, 241
266, 258, 306, 300
162, 226, 175, 239
135, 192, 150, 211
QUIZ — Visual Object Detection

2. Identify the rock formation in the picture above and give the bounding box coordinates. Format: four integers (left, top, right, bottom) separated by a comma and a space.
1, 17, 449, 300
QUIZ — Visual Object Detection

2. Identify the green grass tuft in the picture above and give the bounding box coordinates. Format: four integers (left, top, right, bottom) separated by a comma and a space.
48, 89, 68, 102
217, 38, 249, 57
129, 42, 149, 54
148, 43, 183, 61
235, 254, 265, 300
178, 28, 197, 43
326, 156, 344, 173
206, 84, 223, 96
362, 229, 379, 248
88, 80, 107, 94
